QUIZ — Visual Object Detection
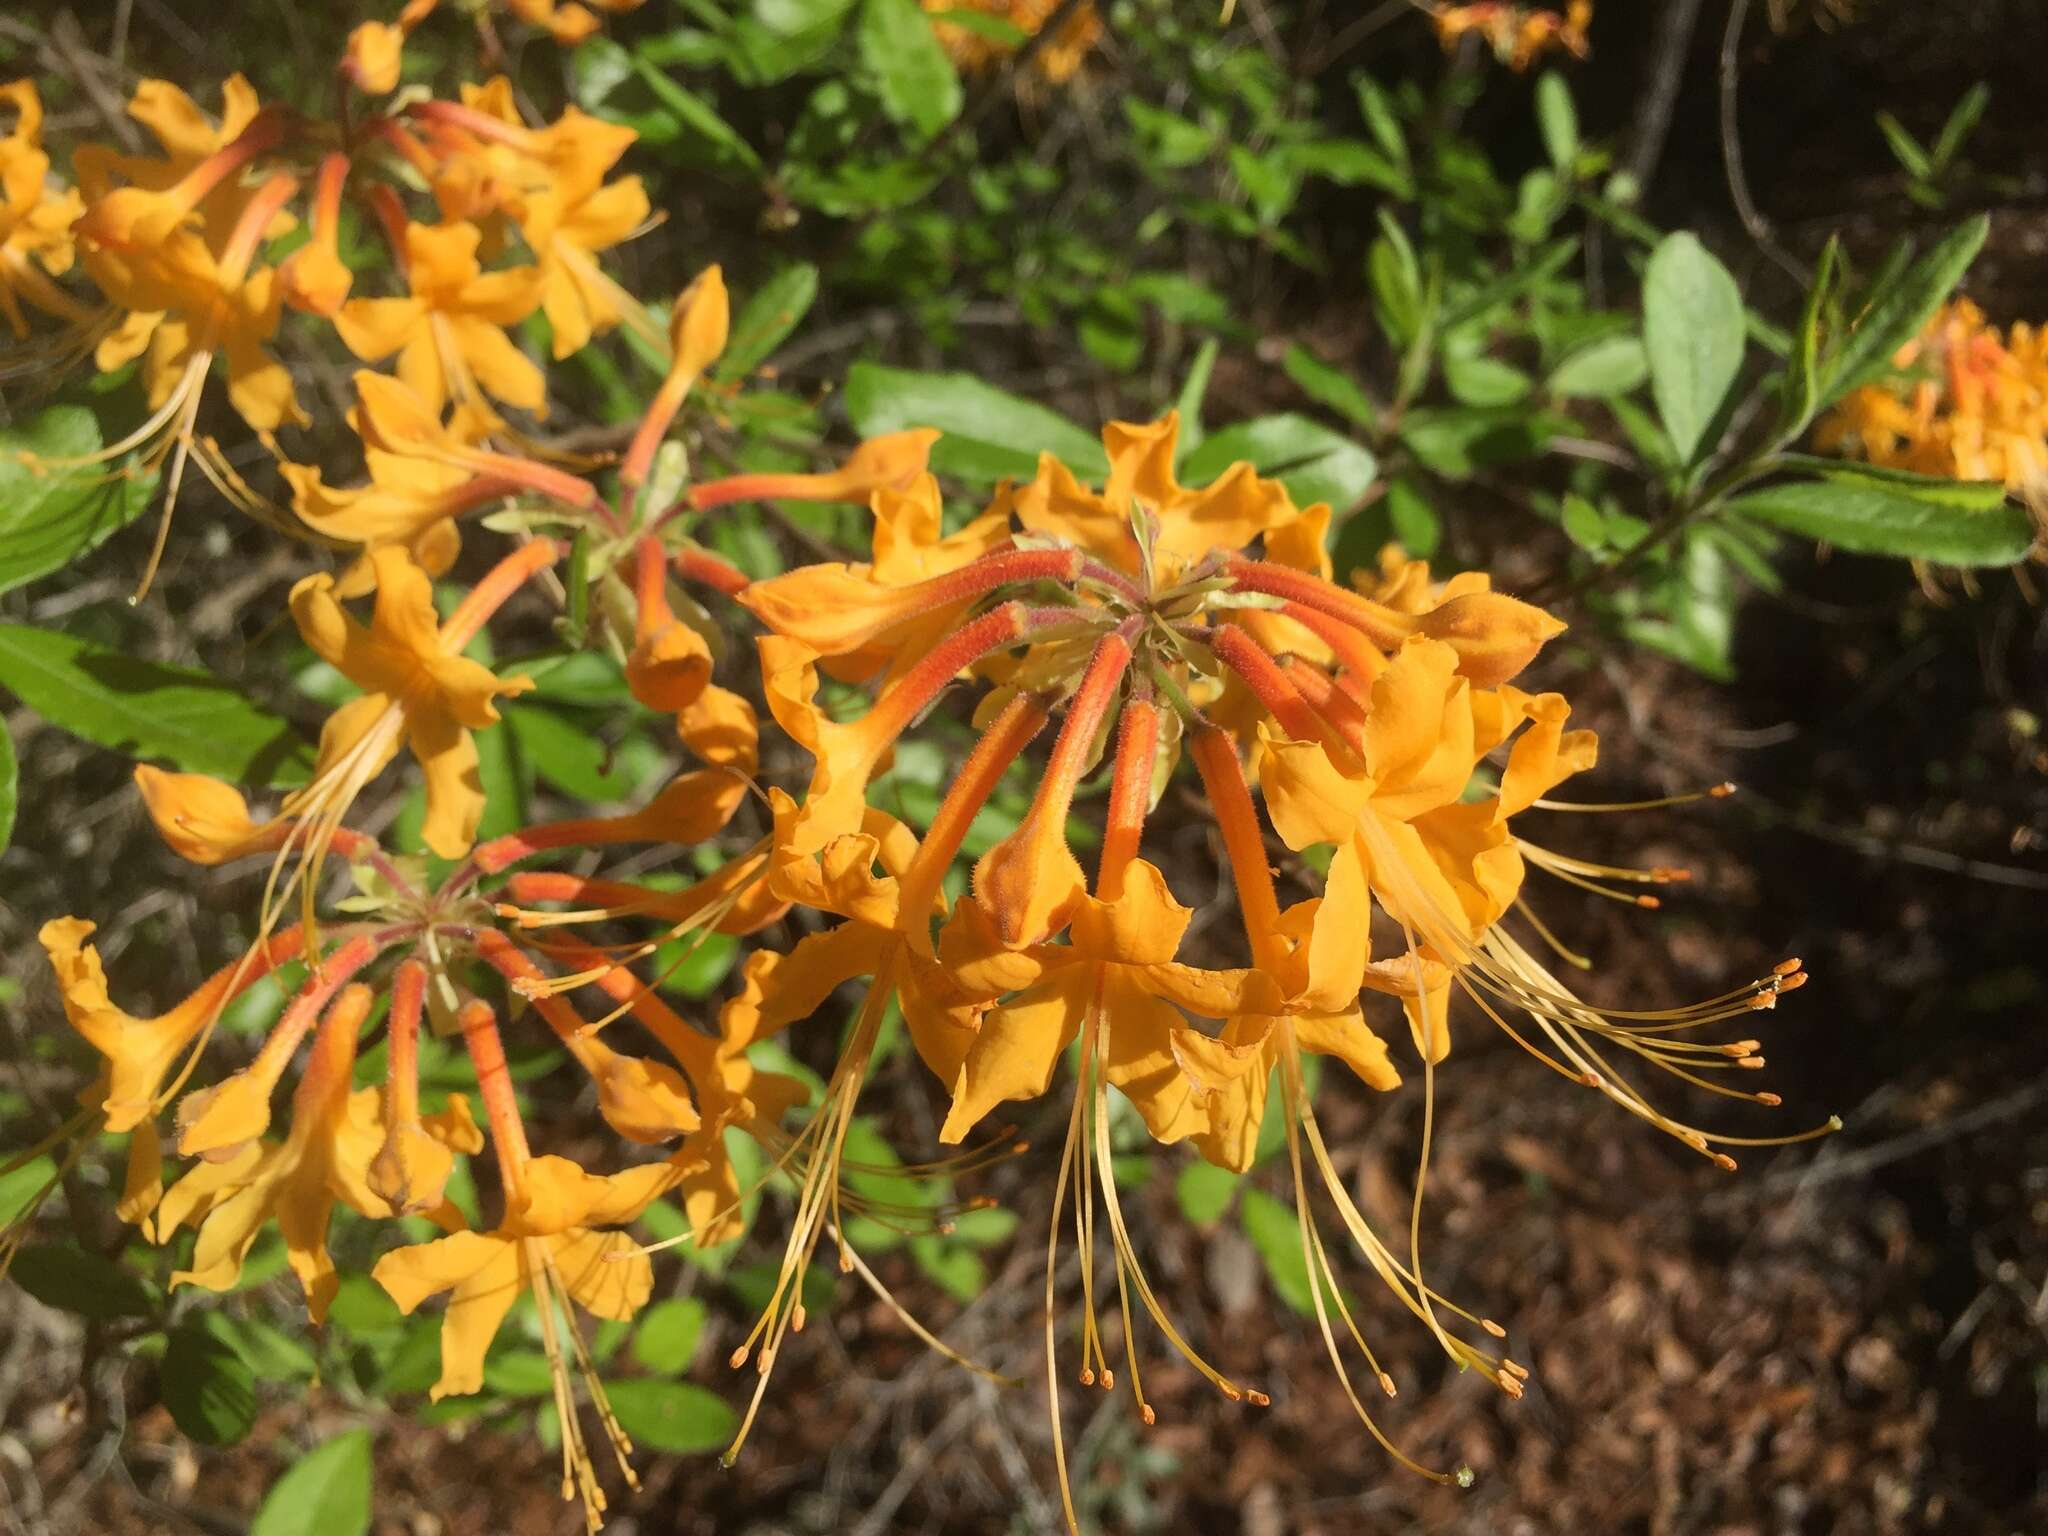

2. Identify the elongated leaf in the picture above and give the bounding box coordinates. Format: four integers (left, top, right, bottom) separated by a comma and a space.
0, 408, 158, 594
1771, 453, 2009, 510
1728, 478, 2033, 565
1643, 233, 1746, 464
250, 1429, 372, 1536
1535, 71, 1578, 170
1180, 414, 1377, 512
859, 0, 961, 139
606, 1379, 739, 1452
0, 625, 314, 784
1822, 216, 1987, 403
1282, 343, 1376, 427
716, 263, 821, 380
844, 363, 1106, 483
630, 57, 762, 171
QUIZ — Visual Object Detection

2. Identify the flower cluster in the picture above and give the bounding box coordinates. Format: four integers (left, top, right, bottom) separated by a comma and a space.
3, 4, 664, 598
1431, 1, 1593, 70
1819, 298, 2048, 500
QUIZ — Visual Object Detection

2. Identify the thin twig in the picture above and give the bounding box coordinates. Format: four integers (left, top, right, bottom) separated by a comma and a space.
1718, 0, 1809, 282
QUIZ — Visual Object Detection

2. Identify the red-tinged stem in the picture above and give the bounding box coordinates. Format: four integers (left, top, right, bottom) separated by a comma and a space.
475, 929, 600, 1045
365, 183, 413, 273
854, 602, 1038, 749
1097, 686, 1160, 895
895, 690, 1052, 948
406, 98, 536, 150
440, 538, 559, 650
673, 546, 749, 596
216, 173, 300, 287
685, 469, 845, 510
293, 983, 372, 1112
365, 119, 439, 182
384, 960, 426, 1133
1187, 726, 1287, 972
308, 151, 349, 241
1208, 623, 1354, 759
633, 535, 670, 635
458, 998, 531, 1186
1279, 658, 1368, 755
1275, 599, 1389, 686
242, 933, 380, 1093
1223, 557, 1416, 651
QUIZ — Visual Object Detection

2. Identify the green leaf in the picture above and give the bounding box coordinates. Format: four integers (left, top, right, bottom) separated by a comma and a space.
1726, 478, 2033, 566
1535, 71, 1578, 171
606, 1379, 739, 1452
632, 1298, 708, 1374
844, 363, 1107, 484
1180, 414, 1377, 512
0, 720, 14, 854
0, 625, 314, 784
1875, 112, 1931, 179
0, 408, 157, 594
1174, 1161, 1238, 1225
1561, 492, 1608, 551
250, 1429, 372, 1536
1548, 333, 1648, 398
11, 1244, 156, 1319
716, 263, 820, 381
1822, 216, 1988, 404
1642, 233, 1746, 464
1771, 454, 2010, 509
0, 1155, 54, 1227
162, 1321, 257, 1447
911, 1235, 986, 1301
1397, 407, 1559, 478
1385, 475, 1440, 556
859, 0, 962, 140
1173, 338, 1220, 461
505, 704, 660, 803
1282, 344, 1376, 427
1931, 84, 1990, 171
1239, 1189, 1315, 1316
1123, 99, 1215, 171
1443, 352, 1532, 408
1777, 236, 1842, 437
630, 56, 762, 172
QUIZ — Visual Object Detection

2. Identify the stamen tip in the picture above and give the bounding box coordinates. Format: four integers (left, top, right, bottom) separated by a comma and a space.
1480, 1318, 1507, 1339
1455, 1465, 1477, 1489
1377, 1372, 1397, 1398
1711, 1152, 1739, 1172
1634, 894, 1661, 910
1773, 957, 1803, 976
1140, 1405, 1157, 1426
1755, 1091, 1783, 1106
1099, 1369, 1115, 1390
727, 1346, 749, 1369
1079, 1368, 1095, 1387
1826, 1114, 1844, 1131
1711, 781, 1737, 797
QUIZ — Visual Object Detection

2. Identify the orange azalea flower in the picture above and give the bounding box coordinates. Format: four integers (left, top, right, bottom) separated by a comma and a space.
0, 81, 89, 338
373, 997, 671, 1529
1819, 298, 2048, 507
155, 982, 479, 1319
1432, 1, 1592, 70
285, 541, 554, 859
336, 216, 548, 419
